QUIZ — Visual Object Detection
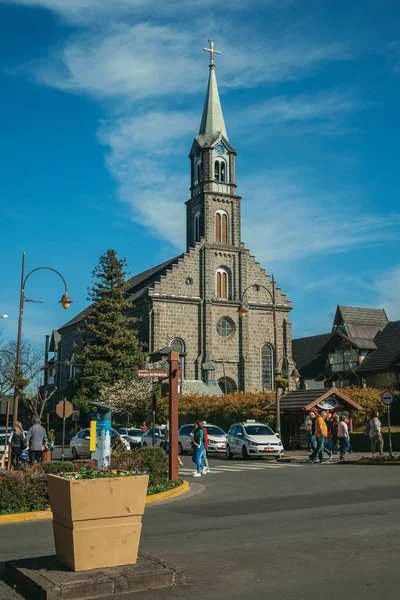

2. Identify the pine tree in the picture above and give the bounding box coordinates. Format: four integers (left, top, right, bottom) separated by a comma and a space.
69, 250, 145, 410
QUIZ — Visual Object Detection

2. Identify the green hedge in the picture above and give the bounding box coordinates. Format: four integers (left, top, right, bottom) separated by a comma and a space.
350, 431, 400, 452
111, 447, 168, 486
0, 468, 49, 515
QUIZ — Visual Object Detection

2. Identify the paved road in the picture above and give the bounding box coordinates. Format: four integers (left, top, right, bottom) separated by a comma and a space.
1, 455, 400, 599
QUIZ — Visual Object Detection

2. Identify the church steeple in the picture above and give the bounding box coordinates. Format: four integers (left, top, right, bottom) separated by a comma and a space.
198, 41, 228, 143
186, 40, 240, 251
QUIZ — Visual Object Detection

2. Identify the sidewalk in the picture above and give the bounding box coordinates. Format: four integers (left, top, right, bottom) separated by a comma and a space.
282, 450, 365, 462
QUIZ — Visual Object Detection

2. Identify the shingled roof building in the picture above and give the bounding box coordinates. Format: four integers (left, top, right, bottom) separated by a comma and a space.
293, 305, 399, 390
54, 45, 293, 398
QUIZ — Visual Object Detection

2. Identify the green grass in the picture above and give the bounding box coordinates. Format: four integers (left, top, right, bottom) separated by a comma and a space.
147, 479, 184, 496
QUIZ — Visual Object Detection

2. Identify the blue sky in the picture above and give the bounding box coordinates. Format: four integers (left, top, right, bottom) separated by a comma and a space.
1, 0, 400, 352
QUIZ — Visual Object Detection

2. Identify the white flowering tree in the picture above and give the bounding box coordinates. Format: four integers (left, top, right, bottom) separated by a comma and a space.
100, 379, 153, 422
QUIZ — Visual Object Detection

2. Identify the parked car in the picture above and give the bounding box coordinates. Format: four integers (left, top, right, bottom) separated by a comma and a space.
0, 433, 9, 459
226, 420, 284, 459
117, 427, 144, 449
178, 423, 227, 454
141, 427, 166, 448
70, 428, 130, 459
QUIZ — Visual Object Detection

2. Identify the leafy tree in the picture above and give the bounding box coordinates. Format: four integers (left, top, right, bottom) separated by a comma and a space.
68, 250, 146, 410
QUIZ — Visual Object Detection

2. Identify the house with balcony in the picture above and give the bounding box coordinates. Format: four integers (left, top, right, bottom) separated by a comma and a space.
293, 306, 391, 389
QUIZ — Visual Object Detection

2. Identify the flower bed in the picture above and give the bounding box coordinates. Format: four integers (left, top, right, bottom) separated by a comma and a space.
0, 448, 182, 515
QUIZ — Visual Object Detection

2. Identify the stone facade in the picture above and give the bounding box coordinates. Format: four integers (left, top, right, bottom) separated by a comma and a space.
57, 58, 293, 396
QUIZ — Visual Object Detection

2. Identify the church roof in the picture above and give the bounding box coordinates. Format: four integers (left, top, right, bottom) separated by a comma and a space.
356, 320, 400, 373
59, 255, 182, 331
197, 63, 228, 146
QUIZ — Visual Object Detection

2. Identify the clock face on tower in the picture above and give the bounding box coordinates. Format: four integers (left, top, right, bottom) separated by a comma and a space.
215, 142, 226, 155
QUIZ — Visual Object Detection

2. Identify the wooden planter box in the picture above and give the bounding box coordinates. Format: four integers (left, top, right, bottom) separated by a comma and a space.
47, 474, 149, 572
41, 450, 53, 464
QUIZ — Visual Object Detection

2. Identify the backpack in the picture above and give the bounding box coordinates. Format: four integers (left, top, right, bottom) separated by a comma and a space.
203, 428, 209, 449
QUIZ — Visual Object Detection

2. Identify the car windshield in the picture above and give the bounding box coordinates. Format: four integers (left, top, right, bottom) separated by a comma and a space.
244, 425, 274, 436
204, 426, 226, 436
128, 429, 143, 437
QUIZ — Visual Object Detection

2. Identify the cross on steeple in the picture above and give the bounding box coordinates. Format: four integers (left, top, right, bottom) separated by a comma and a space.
203, 40, 221, 66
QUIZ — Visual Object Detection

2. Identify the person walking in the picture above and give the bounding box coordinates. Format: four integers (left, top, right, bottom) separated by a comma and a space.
309, 411, 328, 464
366, 411, 384, 457
191, 421, 204, 477
27, 417, 48, 464
201, 422, 210, 474
9, 421, 26, 470
140, 421, 148, 433
331, 414, 339, 455
304, 412, 316, 451
337, 415, 350, 462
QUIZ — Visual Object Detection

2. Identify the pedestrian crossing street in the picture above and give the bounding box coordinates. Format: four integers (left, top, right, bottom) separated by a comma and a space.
179, 461, 304, 476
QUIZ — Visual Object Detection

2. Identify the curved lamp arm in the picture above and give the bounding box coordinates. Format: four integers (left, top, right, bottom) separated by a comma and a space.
23, 267, 72, 309
238, 281, 274, 318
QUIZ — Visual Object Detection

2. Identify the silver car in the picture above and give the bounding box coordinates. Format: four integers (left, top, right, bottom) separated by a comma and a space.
117, 427, 144, 449
70, 428, 130, 459
141, 427, 166, 449
178, 423, 227, 454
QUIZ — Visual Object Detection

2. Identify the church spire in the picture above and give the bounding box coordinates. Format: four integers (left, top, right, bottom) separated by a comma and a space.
198, 40, 228, 141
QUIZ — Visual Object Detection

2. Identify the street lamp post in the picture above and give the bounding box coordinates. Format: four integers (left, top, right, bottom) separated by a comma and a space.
237, 277, 299, 437
13, 252, 72, 427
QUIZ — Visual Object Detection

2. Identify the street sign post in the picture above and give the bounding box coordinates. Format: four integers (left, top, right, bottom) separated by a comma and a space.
136, 369, 169, 380
56, 400, 73, 463
381, 391, 394, 458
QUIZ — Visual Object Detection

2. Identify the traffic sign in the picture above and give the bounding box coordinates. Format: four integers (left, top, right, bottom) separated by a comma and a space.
381, 390, 394, 406
136, 369, 169, 380
56, 400, 73, 419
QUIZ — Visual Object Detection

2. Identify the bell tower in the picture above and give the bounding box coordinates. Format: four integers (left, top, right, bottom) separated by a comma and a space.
186, 41, 241, 250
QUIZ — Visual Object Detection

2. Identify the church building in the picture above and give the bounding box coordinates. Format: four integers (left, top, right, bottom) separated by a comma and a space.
56, 42, 293, 396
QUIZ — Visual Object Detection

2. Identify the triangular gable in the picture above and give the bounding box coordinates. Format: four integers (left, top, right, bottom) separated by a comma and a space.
305, 388, 363, 411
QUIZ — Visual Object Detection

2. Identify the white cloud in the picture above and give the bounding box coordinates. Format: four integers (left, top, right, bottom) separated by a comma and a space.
246, 91, 357, 125
26, 21, 353, 101
99, 111, 196, 245
239, 174, 400, 264
375, 265, 400, 321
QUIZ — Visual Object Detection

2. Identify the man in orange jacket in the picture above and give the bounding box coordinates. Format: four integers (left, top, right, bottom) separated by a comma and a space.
309, 411, 328, 464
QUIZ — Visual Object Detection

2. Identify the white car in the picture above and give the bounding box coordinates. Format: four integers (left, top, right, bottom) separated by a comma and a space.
226, 421, 284, 459
178, 423, 227, 454
117, 427, 144, 449
141, 427, 166, 449
70, 428, 130, 459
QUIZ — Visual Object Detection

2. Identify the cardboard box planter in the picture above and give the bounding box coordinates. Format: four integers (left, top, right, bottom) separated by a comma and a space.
47, 473, 149, 572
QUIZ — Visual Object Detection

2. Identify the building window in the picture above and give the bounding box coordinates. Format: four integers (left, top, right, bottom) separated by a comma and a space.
194, 211, 201, 243
69, 353, 77, 379
197, 162, 201, 183
216, 268, 229, 299
215, 210, 228, 244
214, 159, 227, 183
169, 338, 185, 378
218, 377, 237, 394
260, 344, 274, 390
216, 317, 235, 337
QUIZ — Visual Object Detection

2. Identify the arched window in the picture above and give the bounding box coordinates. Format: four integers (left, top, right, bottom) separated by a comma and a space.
260, 344, 274, 390
196, 162, 201, 184
218, 377, 237, 394
169, 338, 185, 378
216, 268, 229, 299
215, 210, 228, 244
194, 211, 201, 243
214, 158, 227, 183
69, 353, 77, 380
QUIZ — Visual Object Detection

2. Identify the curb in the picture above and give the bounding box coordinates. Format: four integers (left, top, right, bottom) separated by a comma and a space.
341, 460, 400, 466
145, 480, 190, 504
0, 480, 190, 524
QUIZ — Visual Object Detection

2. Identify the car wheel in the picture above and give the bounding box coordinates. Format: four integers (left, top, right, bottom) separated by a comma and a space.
226, 444, 233, 459
178, 442, 184, 455
142, 442, 147, 448
72, 447, 79, 460
242, 445, 249, 460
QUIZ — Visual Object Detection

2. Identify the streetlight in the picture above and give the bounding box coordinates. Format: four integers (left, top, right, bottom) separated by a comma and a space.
0, 315, 8, 319
237, 276, 294, 437
12, 252, 73, 427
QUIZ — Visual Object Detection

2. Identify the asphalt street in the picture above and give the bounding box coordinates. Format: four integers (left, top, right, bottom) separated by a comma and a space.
1, 455, 400, 600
